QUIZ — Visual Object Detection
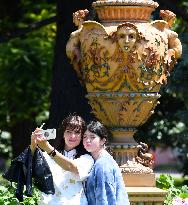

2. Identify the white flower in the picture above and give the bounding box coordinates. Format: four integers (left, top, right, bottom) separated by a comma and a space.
172, 197, 188, 205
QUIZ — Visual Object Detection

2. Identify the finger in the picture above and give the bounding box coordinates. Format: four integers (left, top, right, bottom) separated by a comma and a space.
33, 130, 43, 136
34, 129, 42, 134
36, 135, 46, 141
32, 131, 42, 138
32, 127, 42, 135
31, 132, 37, 139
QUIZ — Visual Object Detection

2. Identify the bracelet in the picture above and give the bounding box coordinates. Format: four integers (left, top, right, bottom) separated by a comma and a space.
48, 148, 56, 157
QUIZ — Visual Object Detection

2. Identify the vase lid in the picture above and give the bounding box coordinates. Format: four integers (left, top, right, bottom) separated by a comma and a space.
93, 0, 159, 8
93, 0, 159, 22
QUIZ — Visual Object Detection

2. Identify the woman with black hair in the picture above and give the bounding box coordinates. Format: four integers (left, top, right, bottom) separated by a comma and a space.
30, 115, 94, 205
83, 121, 130, 205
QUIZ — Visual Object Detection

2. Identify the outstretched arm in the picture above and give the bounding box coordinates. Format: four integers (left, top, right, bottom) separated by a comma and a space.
31, 128, 79, 175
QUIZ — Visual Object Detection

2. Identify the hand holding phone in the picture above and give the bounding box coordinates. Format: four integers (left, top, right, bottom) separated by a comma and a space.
41, 129, 56, 140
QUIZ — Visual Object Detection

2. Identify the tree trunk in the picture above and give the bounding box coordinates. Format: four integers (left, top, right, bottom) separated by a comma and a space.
48, 0, 95, 128
10, 120, 36, 158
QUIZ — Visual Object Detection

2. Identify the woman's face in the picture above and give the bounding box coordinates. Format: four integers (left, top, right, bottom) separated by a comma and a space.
117, 27, 137, 52
83, 130, 105, 154
64, 129, 82, 151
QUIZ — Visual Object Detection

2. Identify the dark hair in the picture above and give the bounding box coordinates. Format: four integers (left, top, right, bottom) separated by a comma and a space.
87, 121, 111, 144
60, 114, 86, 136
55, 114, 87, 158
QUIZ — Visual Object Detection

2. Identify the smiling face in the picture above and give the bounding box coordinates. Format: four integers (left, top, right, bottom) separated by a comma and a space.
64, 129, 82, 151
117, 26, 137, 52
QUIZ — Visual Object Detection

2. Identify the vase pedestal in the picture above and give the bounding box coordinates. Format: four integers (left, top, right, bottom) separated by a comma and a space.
123, 173, 156, 187
111, 130, 166, 202
127, 187, 167, 205
111, 129, 155, 187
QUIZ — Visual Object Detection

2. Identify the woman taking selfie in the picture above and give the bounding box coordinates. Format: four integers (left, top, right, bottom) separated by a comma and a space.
83, 121, 130, 205
30, 115, 94, 205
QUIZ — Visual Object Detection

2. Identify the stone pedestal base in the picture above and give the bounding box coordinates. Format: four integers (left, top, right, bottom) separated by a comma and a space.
127, 187, 167, 205
123, 173, 156, 187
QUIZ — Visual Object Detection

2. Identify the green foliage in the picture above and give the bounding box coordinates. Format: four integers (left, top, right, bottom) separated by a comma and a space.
0, 0, 56, 33
0, 1, 56, 157
0, 30, 54, 124
0, 182, 40, 205
0, 131, 12, 158
173, 0, 188, 33
157, 174, 188, 204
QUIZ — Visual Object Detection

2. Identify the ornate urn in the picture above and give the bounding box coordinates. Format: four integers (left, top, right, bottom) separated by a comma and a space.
66, 0, 182, 186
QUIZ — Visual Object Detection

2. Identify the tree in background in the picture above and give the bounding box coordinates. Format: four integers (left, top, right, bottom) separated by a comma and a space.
0, 1, 56, 157
0, 0, 95, 158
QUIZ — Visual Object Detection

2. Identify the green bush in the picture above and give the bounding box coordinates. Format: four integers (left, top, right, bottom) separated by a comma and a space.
157, 174, 188, 205
0, 178, 40, 205
1, 173, 188, 204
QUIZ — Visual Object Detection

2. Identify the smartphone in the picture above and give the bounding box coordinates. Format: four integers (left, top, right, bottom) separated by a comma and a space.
41, 129, 56, 140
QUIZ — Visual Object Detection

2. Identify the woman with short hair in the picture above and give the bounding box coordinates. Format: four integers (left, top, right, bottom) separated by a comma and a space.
83, 120, 130, 205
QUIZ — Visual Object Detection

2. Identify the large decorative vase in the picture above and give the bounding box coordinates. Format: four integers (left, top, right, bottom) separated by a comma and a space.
66, 0, 182, 188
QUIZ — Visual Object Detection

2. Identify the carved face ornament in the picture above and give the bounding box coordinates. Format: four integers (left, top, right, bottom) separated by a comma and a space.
73, 9, 89, 27
116, 26, 137, 52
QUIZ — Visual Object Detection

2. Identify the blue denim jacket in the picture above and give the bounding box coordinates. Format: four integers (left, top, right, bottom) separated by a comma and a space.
86, 152, 130, 205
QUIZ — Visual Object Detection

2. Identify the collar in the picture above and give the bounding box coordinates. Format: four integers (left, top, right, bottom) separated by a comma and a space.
63, 149, 77, 159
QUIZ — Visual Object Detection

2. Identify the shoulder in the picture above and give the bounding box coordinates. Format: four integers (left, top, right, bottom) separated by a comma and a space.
94, 153, 118, 172
167, 30, 178, 38
74, 154, 94, 181
92, 154, 121, 184
70, 29, 81, 38
78, 153, 93, 160
74, 154, 94, 165
96, 152, 114, 165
